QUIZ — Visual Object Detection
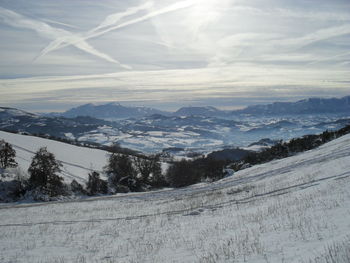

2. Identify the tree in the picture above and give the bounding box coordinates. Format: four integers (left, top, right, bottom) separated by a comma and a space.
105, 153, 138, 192
166, 159, 200, 188
133, 154, 163, 187
0, 140, 18, 169
194, 157, 226, 181
28, 147, 64, 196
86, 171, 107, 195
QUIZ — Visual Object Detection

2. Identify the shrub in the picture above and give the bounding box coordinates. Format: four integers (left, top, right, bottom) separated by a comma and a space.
70, 179, 86, 195
86, 171, 108, 195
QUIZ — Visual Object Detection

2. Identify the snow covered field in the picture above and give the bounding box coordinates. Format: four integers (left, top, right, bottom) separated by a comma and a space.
0, 133, 350, 262
0, 131, 109, 184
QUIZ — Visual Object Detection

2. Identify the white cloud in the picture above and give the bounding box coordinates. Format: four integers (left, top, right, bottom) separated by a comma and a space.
0, 6, 128, 67
37, 0, 195, 60
272, 24, 350, 49
0, 0, 349, 111
1, 64, 349, 107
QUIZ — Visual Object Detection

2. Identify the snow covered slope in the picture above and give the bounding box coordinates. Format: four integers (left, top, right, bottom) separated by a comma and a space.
1, 133, 350, 262
0, 131, 109, 183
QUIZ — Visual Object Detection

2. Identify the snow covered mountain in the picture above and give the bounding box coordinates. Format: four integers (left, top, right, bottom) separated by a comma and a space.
0, 106, 117, 138
46, 95, 350, 121
173, 106, 227, 117
1, 131, 350, 262
234, 95, 350, 115
0, 107, 37, 119
1, 106, 349, 154
58, 102, 169, 120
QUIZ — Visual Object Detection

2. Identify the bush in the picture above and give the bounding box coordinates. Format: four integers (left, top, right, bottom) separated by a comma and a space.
86, 171, 108, 195
70, 179, 86, 195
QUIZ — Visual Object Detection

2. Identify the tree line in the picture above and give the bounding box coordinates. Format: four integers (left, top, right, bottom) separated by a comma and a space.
0, 139, 225, 201
229, 124, 350, 171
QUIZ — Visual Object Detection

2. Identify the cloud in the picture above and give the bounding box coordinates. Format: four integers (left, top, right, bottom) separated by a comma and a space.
36, 1, 155, 66
0, 6, 129, 67
39, 18, 80, 29
37, 0, 195, 57
273, 24, 350, 49
1, 0, 350, 112
1, 64, 348, 100
227, 5, 350, 22
89, 1, 154, 34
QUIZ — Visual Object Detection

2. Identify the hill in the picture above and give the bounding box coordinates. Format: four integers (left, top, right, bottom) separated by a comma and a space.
1, 132, 350, 262
0, 106, 115, 139
0, 130, 109, 184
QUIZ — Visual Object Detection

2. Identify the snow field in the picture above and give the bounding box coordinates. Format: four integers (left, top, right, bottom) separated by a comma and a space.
0, 133, 350, 262
0, 131, 110, 183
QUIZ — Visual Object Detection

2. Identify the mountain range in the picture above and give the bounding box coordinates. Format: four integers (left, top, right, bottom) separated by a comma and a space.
46, 95, 350, 120
56, 102, 168, 120
236, 96, 350, 115
1, 97, 350, 154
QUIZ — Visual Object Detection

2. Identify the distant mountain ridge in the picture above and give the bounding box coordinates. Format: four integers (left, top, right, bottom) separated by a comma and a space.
234, 96, 350, 115
174, 106, 226, 117
50, 95, 350, 119
0, 106, 115, 138
1, 103, 350, 154
60, 102, 169, 120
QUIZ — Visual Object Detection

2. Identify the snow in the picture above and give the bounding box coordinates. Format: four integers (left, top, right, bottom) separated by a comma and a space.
64, 133, 75, 140
0, 131, 109, 183
1, 132, 350, 262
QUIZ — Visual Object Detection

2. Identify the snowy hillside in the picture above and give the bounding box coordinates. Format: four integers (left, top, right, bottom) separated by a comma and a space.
0, 131, 109, 184
1, 133, 350, 262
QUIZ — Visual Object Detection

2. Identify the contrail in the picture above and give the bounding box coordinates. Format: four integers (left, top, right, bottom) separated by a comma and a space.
40, 18, 80, 29
89, 1, 154, 34
36, 1, 155, 66
0, 7, 129, 67
38, 0, 195, 57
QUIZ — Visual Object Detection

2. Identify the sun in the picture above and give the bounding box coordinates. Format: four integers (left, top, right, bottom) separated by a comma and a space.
149, 0, 231, 56
188, 0, 227, 37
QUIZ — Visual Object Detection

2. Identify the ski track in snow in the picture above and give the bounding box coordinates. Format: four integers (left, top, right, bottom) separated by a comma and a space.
1, 131, 350, 262
0, 170, 349, 228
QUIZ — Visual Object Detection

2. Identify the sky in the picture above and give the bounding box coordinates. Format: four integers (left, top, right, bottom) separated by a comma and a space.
0, 0, 349, 112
